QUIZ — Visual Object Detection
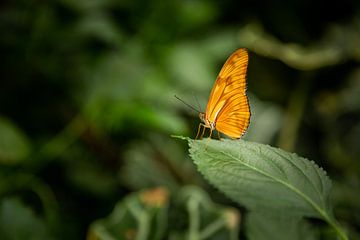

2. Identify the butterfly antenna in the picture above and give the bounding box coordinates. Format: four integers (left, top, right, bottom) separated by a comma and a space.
174, 95, 201, 113
193, 94, 202, 113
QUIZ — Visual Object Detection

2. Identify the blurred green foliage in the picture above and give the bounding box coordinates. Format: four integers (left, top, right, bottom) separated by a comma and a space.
88, 186, 240, 240
0, 0, 359, 239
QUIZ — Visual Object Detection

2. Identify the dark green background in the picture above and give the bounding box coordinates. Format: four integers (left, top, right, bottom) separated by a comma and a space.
0, 0, 359, 239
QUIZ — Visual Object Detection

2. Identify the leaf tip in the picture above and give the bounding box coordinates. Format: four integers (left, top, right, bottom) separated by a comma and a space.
171, 135, 192, 141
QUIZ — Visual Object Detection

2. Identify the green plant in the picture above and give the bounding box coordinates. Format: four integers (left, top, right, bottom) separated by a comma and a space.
175, 136, 348, 240
88, 186, 240, 240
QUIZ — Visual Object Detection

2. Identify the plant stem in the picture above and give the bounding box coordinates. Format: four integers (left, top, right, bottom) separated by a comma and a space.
200, 218, 225, 239
187, 197, 200, 240
278, 76, 311, 151
127, 201, 149, 240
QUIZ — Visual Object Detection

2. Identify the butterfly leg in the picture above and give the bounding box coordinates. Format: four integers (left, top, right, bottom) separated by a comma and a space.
195, 124, 202, 139
196, 123, 207, 139
217, 131, 222, 140
208, 128, 213, 139
200, 124, 207, 139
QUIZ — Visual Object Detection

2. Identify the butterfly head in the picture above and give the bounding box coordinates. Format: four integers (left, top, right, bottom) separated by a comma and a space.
199, 112, 205, 123
199, 112, 215, 129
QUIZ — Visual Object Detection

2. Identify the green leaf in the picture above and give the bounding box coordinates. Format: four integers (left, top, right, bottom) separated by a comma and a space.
88, 186, 240, 240
177, 137, 348, 240
88, 187, 169, 240
187, 138, 331, 218
0, 117, 31, 164
172, 186, 240, 240
121, 141, 180, 191
0, 198, 53, 240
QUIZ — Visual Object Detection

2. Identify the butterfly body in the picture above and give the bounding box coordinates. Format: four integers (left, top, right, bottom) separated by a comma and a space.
199, 112, 215, 129
197, 49, 251, 139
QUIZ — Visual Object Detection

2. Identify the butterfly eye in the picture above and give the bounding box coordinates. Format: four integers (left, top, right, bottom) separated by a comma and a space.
199, 113, 205, 122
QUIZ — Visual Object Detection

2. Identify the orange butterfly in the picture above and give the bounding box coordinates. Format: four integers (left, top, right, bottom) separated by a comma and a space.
197, 48, 251, 139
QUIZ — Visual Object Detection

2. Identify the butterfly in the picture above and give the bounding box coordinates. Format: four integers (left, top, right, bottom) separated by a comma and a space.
197, 48, 251, 139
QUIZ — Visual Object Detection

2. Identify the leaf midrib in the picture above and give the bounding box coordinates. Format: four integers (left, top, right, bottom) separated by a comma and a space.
207, 146, 330, 220
269, 147, 326, 206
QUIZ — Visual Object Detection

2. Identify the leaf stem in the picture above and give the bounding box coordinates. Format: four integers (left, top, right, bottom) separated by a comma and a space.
322, 215, 348, 240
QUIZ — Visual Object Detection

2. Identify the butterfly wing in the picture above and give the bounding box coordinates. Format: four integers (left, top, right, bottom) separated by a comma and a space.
205, 48, 250, 139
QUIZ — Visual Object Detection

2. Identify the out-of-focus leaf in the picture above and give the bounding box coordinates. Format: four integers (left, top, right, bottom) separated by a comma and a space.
0, 198, 53, 240
88, 186, 240, 240
87, 101, 187, 134
177, 0, 217, 30
167, 43, 214, 92
82, 49, 187, 134
340, 68, 360, 112
121, 135, 196, 192
63, 147, 118, 197
0, 116, 30, 164
201, 29, 242, 58
88, 187, 169, 240
245, 212, 317, 240
82, 51, 147, 106
121, 143, 180, 191
60, 0, 114, 11
170, 186, 240, 240
244, 94, 283, 143
75, 13, 124, 46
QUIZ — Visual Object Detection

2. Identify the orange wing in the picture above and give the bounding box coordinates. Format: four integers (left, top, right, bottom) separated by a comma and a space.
205, 48, 250, 139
